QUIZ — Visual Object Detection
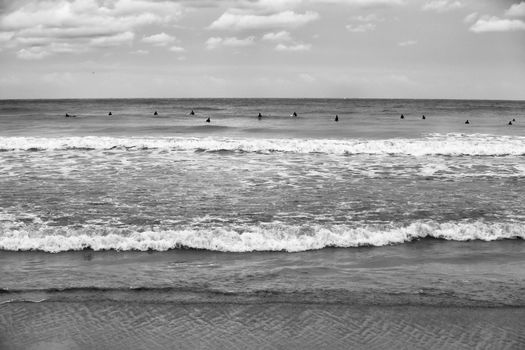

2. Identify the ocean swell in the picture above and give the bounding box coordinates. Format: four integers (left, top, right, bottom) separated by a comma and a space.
0, 133, 524, 156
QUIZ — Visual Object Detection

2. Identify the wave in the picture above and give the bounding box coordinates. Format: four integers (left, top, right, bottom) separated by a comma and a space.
0, 133, 524, 155
0, 220, 523, 253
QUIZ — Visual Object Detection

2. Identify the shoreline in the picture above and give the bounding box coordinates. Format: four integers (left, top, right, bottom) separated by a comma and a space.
2, 302, 524, 350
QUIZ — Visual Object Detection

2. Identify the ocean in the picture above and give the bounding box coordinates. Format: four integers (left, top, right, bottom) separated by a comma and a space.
1, 98, 524, 349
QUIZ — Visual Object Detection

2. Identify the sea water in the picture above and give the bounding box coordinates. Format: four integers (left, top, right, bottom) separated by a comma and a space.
0, 98, 524, 308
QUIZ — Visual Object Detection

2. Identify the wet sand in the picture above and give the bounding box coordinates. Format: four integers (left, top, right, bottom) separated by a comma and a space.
1, 302, 524, 350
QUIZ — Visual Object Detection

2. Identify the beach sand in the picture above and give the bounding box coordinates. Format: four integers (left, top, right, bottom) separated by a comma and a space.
1, 302, 524, 349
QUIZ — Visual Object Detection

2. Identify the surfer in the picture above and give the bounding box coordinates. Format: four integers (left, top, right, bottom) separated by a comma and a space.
465, 120, 470, 124
154, 111, 158, 116
508, 121, 513, 126
108, 112, 112, 116
422, 115, 426, 120
65, 113, 76, 118
258, 113, 262, 120
334, 115, 339, 122
400, 114, 404, 119
190, 110, 195, 116
206, 117, 210, 123
292, 112, 298, 117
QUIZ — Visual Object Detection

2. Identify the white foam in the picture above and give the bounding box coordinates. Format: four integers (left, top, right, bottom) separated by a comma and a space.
0, 220, 523, 253
0, 133, 524, 156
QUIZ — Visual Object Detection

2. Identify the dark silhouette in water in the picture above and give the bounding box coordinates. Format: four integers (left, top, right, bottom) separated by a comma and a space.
65, 113, 76, 118
154, 111, 158, 116
422, 115, 426, 120
513, 118, 516, 122
508, 121, 513, 126
190, 110, 195, 115
292, 112, 298, 117
108, 112, 112, 116
206, 117, 210, 123
258, 113, 262, 120
465, 120, 470, 124
334, 115, 339, 122
400, 114, 404, 119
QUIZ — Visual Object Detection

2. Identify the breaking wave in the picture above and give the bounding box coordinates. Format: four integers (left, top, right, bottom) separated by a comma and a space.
0, 219, 523, 253
0, 133, 524, 156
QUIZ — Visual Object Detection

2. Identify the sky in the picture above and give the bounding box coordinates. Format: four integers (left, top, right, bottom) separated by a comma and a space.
0, 0, 524, 99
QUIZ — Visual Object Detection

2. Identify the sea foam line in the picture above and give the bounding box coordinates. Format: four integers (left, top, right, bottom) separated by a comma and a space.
0, 134, 524, 156
0, 221, 523, 253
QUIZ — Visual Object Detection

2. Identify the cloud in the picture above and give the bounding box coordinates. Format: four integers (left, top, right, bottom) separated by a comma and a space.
398, 40, 417, 46
262, 30, 292, 41
209, 10, 319, 30
346, 23, 376, 32
506, 2, 525, 17
16, 47, 50, 60
275, 42, 311, 51
309, 0, 405, 6
469, 16, 525, 32
463, 12, 478, 24
422, 0, 463, 13
91, 31, 135, 47
0, 0, 184, 58
142, 32, 176, 46
169, 45, 185, 52
206, 36, 255, 49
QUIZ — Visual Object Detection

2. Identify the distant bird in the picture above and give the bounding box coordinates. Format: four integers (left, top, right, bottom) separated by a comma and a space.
334, 115, 339, 122
508, 121, 513, 126
190, 110, 195, 116
422, 115, 426, 120
465, 120, 470, 124
205, 117, 210, 123
154, 111, 158, 116
108, 112, 112, 116
258, 113, 262, 120
292, 112, 298, 117
400, 114, 404, 119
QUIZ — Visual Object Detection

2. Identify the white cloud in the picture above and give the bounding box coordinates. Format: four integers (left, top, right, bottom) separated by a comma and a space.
262, 30, 292, 41
299, 73, 316, 83
463, 12, 478, 24
470, 16, 525, 33
169, 45, 185, 52
209, 10, 319, 30
275, 42, 311, 51
91, 31, 135, 47
0, 0, 184, 58
206, 36, 255, 49
346, 23, 376, 32
310, 0, 405, 5
142, 32, 176, 46
398, 40, 417, 46
16, 47, 50, 60
131, 49, 149, 55
422, 0, 463, 13
506, 2, 525, 17
354, 14, 384, 22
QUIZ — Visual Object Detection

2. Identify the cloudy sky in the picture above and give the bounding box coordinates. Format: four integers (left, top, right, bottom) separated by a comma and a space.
0, 0, 524, 99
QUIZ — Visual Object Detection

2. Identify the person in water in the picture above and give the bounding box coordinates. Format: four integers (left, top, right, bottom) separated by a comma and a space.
258, 113, 262, 120
422, 115, 426, 120
334, 115, 339, 122
292, 112, 298, 117
206, 117, 210, 123
465, 120, 470, 124
108, 112, 112, 116
154, 111, 158, 116
190, 110, 195, 116
508, 121, 513, 126
400, 114, 404, 119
